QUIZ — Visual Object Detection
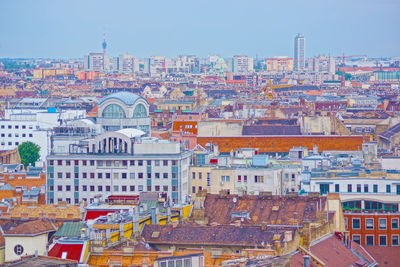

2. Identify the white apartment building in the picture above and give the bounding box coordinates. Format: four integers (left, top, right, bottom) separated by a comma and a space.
308, 55, 336, 75
47, 129, 191, 205
233, 55, 254, 74
84, 52, 110, 71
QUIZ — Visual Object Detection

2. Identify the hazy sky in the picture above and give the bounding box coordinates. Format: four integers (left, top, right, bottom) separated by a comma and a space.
0, 0, 399, 59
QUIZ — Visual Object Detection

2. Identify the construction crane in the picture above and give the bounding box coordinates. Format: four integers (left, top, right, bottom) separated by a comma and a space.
263, 79, 292, 99
335, 53, 367, 87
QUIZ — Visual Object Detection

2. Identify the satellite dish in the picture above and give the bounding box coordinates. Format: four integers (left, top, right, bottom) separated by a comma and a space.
233, 197, 237, 203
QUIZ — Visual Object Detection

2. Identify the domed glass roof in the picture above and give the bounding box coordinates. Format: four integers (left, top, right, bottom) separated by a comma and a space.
98, 91, 144, 106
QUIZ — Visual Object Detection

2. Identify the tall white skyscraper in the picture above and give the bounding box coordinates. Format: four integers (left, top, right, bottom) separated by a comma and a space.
294, 34, 305, 71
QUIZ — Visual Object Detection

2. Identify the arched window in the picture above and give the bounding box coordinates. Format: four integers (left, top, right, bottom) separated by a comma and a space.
102, 104, 126, 118
133, 104, 147, 118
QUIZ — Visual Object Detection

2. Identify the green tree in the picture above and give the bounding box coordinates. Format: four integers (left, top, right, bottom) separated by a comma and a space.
18, 142, 40, 168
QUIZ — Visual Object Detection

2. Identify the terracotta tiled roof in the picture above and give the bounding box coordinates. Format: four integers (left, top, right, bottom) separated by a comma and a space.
291, 234, 376, 267
1, 219, 56, 235
203, 194, 326, 225
364, 246, 400, 267
142, 224, 294, 247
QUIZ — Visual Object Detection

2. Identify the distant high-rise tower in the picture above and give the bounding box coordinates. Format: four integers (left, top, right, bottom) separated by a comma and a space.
102, 33, 107, 54
294, 34, 305, 71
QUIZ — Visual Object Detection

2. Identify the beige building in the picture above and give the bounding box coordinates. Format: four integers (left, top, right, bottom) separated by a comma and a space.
266, 58, 294, 72
2, 219, 56, 263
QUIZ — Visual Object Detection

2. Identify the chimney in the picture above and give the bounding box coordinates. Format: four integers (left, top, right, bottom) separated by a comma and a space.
303, 255, 310, 267
151, 207, 156, 225
167, 207, 171, 223
302, 222, 311, 250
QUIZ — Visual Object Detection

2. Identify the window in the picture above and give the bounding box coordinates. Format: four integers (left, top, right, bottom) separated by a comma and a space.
57, 160, 63, 166
138, 173, 143, 179
90, 186, 95, 192
66, 172, 71, 179
163, 186, 168, 191
98, 173, 103, 179
345, 218, 348, 229
291, 174, 295, 181
106, 160, 111, 166
57, 185, 62, 191
130, 173, 135, 179
155, 173, 160, 179
130, 185, 135, 191
74, 173, 79, 179
254, 175, 264, 183
138, 185, 143, 192
348, 184, 352, 192
130, 160, 135, 166
392, 218, 399, 229
14, 244, 24, 256
353, 235, 361, 244
147, 160, 151, 166
82, 160, 87, 166
122, 186, 127, 192
364, 184, 368, 193
192, 172, 196, 179
74, 160, 79, 166
90, 173, 95, 179
122, 160, 127, 166
379, 235, 387, 246
122, 173, 127, 179
335, 184, 339, 192
103, 104, 126, 118
155, 185, 160, 191
147, 173, 151, 179
238, 175, 242, 182
155, 160, 160, 166
97, 160, 103, 167
82, 185, 87, 191
379, 218, 387, 229
357, 184, 361, 192
66, 160, 71, 166
74, 185, 79, 191
192, 186, 196, 193
366, 235, 374, 246
244, 175, 247, 183
366, 218, 374, 229
82, 172, 87, 178
207, 173, 211, 186
392, 235, 399, 246
172, 186, 177, 191
57, 172, 63, 179
163, 173, 168, 179
106, 173, 110, 179
106, 186, 111, 192
114, 185, 119, 192
386, 185, 391, 193
352, 218, 360, 229
133, 103, 147, 118
66, 185, 71, 191
172, 160, 177, 166
221, 176, 230, 182
163, 160, 168, 166
138, 160, 143, 166
198, 172, 202, 179
29, 134, 33, 137
199, 186, 202, 191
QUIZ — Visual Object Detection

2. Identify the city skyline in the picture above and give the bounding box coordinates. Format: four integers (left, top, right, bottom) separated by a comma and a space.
1, 0, 399, 59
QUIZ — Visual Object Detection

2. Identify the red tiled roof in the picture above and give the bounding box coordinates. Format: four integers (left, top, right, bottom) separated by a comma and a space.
84, 210, 118, 221
2, 219, 56, 235
291, 235, 376, 267
364, 246, 400, 267
48, 243, 84, 261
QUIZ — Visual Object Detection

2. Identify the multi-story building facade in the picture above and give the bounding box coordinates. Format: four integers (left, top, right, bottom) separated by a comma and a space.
84, 52, 109, 71
294, 34, 305, 72
233, 55, 254, 74
266, 57, 294, 72
47, 130, 191, 205
342, 193, 400, 247
307, 55, 336, 75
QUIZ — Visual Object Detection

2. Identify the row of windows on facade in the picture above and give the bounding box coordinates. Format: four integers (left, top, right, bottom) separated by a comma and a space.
49, 184, 176, 193
0, 125, 34, 130
352, 234, 399, 246
1, 141, 23, 146
49, 159, 177, 167
347, 217, 399, 230
1, 133, 33, 138
49, 171, 176, 179
49, 194, 179, 205
192, 173, 296, 183
321, 183, 400, 194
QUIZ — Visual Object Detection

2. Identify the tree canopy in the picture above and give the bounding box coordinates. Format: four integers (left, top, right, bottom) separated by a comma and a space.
18, 142, 40, 168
